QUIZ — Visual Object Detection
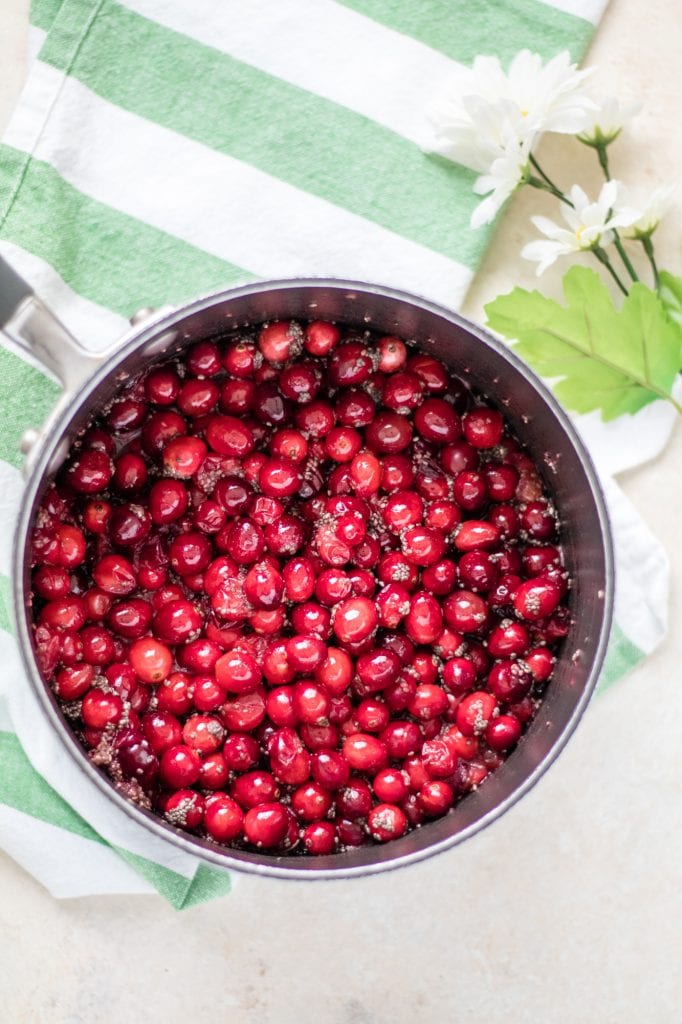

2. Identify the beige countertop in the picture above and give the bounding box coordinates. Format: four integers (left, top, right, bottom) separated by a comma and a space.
1, 1, 681, 1021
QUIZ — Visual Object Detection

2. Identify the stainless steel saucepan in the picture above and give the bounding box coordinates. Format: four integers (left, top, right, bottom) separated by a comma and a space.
2, 255, 614, 879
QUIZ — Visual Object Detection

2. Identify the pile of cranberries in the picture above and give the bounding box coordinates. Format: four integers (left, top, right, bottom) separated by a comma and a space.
29, 318, 571, 856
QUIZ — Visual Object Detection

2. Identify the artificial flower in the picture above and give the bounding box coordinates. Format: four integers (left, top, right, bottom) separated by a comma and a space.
470, 130, 533, 228
428, 49, 595, 170
621, 182, 676, 239
522, 180, 639, 274
578, 95, 641, 147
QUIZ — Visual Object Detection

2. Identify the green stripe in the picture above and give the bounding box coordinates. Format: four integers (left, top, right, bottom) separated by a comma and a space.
114, 849, 231, 908
0, 146, 254, 319
0, 574, 13, 634
595, 622, 645, 695
0, 347, 60, 470
0, 730, 231, 907
38, 0, 486, 269
336, 0, 594, 65
30, 0, 66, 32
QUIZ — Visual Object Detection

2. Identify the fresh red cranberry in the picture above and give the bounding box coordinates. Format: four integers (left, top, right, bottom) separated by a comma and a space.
243, 803, 293, 849
368, 803, 407, 842
443, 590, 489, 633
404, 591, 443, 645
113, 452, 148, 492
525, 646, 555, 681
81, 689, 123, 729
463, 407, 504, 448
129, 637, 173, 683
215, 649, 262, 694
304, 320, 340, 356
66, 449, 112, 494
163, 435, 207, 478
418, 781, 454, 817
333, 597, 378, 645
159, 744, 202, 788
145, 365, 181, 405
204, 794, 244, 843
485, 714, 522, 751
302, 820, 336, 855
221, 689, 266, 731
513, 578, 562, 621
456, 691, 499, 736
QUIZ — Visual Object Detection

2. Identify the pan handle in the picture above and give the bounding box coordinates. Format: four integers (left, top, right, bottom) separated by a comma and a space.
0, 254, 105, 393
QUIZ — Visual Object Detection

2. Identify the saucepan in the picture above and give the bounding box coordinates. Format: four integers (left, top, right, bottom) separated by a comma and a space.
2, 256, 614, 878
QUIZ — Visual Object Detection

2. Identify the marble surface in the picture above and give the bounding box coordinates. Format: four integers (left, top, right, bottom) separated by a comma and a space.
2, 1, 682, 1020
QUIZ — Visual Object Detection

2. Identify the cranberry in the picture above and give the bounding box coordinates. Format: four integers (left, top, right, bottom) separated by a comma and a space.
113, 452, 148, 492
163, 435, 207, 478
456, 691, 499, 736
304, 320, 340, 356
221, 690, 266, 731
368, 803, 407, 842
205, 415, 255, 458
404, 592, 443, 645
145, 365, 181, 405
205, 794, 244, 843
333, 597, 378, 645
81, 689, 123, 729
66, 449, 112, 494
169, 532, 212, 575
129, 637, 173, 683
142, 711, 183, 755
215, 649, 262, 694
418, 781, 454, 817
485, 714, 522, 751
381, 370, 422, 412
401, 526, 446, 567
159, 744, 202, 788
463, 407, 504, 448
488, 660, 533, 702
443, 590, 489, 633
513, 578, 562, 621
302, 820, 336, 855
244, 803, 293, 849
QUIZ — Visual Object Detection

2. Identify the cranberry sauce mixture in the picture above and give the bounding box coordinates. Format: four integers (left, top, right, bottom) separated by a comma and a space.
30, 320, 570, 855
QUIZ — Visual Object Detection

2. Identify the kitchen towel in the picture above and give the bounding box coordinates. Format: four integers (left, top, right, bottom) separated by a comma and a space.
1, 0, 659, 907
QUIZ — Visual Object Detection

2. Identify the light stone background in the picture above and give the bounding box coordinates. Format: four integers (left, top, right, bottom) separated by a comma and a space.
1, 2, 682, 1021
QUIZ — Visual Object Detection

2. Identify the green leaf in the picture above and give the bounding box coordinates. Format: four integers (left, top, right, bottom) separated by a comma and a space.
659, 270, 682, 331
484, 265, 682, 422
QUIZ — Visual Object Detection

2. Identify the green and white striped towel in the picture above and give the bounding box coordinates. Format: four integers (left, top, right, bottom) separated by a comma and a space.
0, 0, 665, 906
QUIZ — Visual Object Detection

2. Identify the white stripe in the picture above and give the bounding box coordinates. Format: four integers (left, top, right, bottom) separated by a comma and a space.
603, 476, 668, 654
0, 804, 157, 897
0, 241, 128, 350
27, 25, 47, 66
538, 0, 609, 24
121, 0, 459, 149
2, 47, 63, 156
0, 461, 24, 580
5, 63, 471, 309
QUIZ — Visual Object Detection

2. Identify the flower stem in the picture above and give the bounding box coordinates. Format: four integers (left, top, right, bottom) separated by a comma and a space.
612, 232, 640, 283
596, 142, 610, 180
529, 155, 568, 202
641, 235, 661, 290
593, 143, 640, 284
527, 176, 570, 205
592, 246, 629, 296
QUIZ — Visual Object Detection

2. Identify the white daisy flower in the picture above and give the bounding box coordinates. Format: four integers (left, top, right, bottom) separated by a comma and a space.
522, 181, 640, 274
427, 49, 596, 228
621, 183, 676, 239
578, 96, 641, 147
